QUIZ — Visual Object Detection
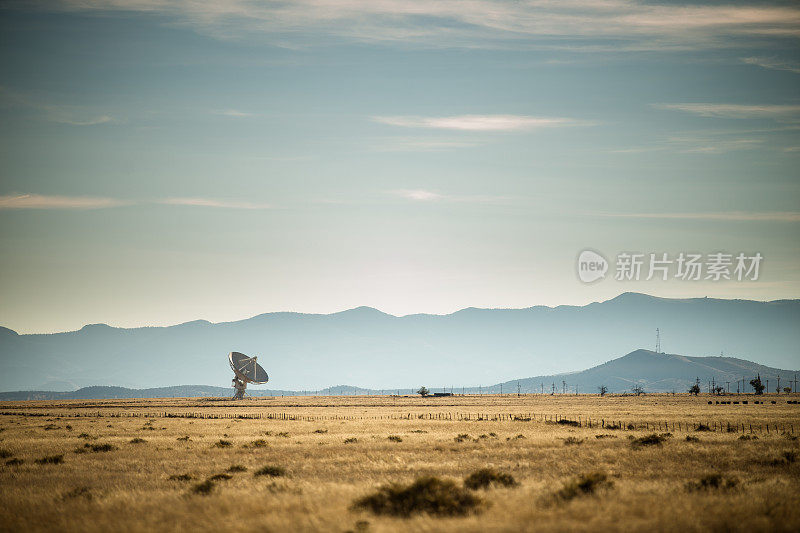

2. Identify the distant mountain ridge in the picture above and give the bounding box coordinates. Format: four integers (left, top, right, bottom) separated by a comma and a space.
0, 349, 796, 400
0, 292, 798, 391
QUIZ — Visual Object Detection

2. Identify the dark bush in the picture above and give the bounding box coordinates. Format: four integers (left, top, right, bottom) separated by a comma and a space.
213, 439, 232, 448
0, 449, 13, 459
454, 434, 471, 443
191, 480, 215, 495
595, 434, 617, 439
686, 473, 739, 491
696, 424, 712, 432
352, 476, 482, 517
208, 473, 232, 481
739, 435, 758, 441
89, 443, 116, 452
35, 454, 64, 465
387, 435, 403, 442
227, 465, 247, 473
463, 468, 518, 490
313, 429, 328, 434
564, 437, 583, 446
631, 434, 666, 447
685, 435, 700, 442
555, 472, 613, 501
177, 436, 191, 441
783, 450, 797, 464
344, 437, 358, 444
254, 465, 286, 477
557, 419, 580, 427
129, 438, 147, 444
250, 439, 268, 447
5, 458, 24, 466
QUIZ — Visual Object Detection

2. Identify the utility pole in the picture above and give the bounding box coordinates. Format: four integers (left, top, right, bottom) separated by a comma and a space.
500, 383, 503, 395
562, 380, 566, 394
517, 381, 521, 397
726, 381, 730, 394
551, 382, 555, 395
655, 328, 661, 353
777, 376, 781, 393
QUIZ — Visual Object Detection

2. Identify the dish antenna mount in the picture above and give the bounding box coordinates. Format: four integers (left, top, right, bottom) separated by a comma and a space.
228, 351, 269, 400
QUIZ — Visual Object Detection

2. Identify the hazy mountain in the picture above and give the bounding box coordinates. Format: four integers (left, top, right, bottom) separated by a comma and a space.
0, 293, 798, 391
1, 349, 795, 400
493, 349, 799, 394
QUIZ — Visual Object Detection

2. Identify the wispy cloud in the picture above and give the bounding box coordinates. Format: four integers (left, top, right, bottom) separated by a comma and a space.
159, 197, 273, 209
373, 115, 583, 132
213, 109, 253, 117
45, 0, 800, 51
390, 189, 508, 204
653, 103, 800, 120
740, 57, 800, 74
0, 193, 127, 209
0, 87, 115, 126
599, 211, 800, 222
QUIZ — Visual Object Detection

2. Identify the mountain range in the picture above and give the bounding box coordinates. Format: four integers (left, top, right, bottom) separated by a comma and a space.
0, 292, 798, 392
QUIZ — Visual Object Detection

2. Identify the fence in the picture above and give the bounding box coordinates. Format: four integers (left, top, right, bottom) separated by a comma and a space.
0, 409, 794, 434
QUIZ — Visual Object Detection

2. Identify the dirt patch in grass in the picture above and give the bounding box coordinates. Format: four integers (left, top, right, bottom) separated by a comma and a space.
352, 476, 482, 517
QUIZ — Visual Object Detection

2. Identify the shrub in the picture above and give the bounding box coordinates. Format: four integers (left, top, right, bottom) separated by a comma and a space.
227, 465, 247, 473
344, 437, 358, 444
5, 458, 24, 466
61, 487, 92, 501
0, 449, 13, 459
555, 472, 613, 501
254, 465, 286, 477
208, 473, 232, 481
463, 468, 518, 490
557, 419, 580, 427
739, 435, 758, 441
409, 430, 427, 434
564, 437, 583, 446
276, 432, 290, 438
783, 450, 797, 464
352, 476, 482, 517
191, 480, 215, 495
685, 435, 700, 443
168, 474, 192, 481
686, 473, 739, 491
696, 424, 712, 432
387, 435, 403, 442
77, 433, 93, 440
250, 439, 268, 448
631, 434, 666, 448
89, 443, 116, 452
454, 434, 471, 443
129, 438, 147, 444
35, 454, 64, 465
595, 434, 617, 439
213, 439, 232, 448
177, 436, 191, 441
313, 429, 328, 434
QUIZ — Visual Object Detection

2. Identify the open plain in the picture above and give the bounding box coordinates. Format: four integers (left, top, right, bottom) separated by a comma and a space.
1, 393, 799, 532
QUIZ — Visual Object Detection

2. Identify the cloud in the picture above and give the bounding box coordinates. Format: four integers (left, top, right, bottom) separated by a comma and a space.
159, 197, 273, 209
740, 57, 800, 74
213, 109, 253, 117
653, 103, 800, 120
390, 189, 508, 204
599, 211, 800, 222
41, 0, 800, 51
373, 115, 583, 132
0, 87, 115, 126
0, 193, 127, 209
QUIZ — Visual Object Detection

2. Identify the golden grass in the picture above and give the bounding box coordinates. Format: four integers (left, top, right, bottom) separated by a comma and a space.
0, 394, 798, 532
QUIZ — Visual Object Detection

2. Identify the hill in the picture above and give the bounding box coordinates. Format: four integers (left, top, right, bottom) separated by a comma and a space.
0, 293, 798, 391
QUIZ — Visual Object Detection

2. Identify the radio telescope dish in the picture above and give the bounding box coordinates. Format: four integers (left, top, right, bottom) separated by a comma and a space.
229, 351, 269, 400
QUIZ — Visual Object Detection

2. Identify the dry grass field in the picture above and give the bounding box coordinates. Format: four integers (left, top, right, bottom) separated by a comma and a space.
1, 394, 799, 532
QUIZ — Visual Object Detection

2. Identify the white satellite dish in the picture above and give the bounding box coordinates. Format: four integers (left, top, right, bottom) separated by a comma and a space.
229, 351, 269, 399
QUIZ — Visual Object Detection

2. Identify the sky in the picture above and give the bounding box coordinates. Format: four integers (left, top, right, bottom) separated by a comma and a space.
0, 0, 799, 334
